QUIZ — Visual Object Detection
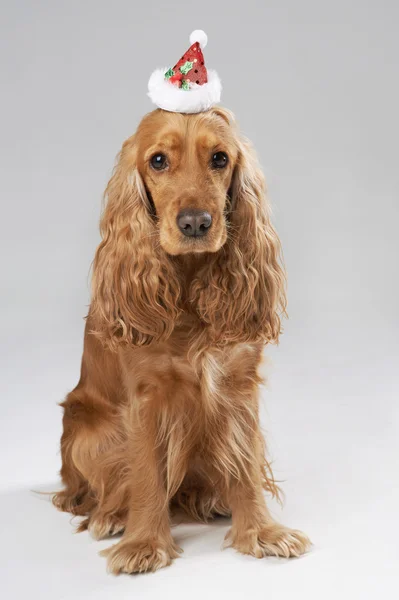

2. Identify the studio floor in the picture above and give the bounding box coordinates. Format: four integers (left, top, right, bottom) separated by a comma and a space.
1, 479, 397, 600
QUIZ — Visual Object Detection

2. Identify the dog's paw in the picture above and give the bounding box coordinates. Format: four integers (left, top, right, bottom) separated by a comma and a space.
90, 514, 125, 540
75, 512, 125, 538
226, 522, 311, 559
101, 538, 181, 574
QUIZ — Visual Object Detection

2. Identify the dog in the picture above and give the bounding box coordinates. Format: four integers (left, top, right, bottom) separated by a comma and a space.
53, 107, 310, 573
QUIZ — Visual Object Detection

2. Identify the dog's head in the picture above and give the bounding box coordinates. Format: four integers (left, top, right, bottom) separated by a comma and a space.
91, 108, 286, 348
135, 108, 237, 255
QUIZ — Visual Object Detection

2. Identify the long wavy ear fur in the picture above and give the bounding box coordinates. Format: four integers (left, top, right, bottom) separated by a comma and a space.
90, 137, 181, 348
190, 121, 287, 346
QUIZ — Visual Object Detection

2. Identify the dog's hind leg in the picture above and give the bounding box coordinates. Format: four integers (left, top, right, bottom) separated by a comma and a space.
76, 442, 130, 539
52, 393, 96, 516
53, 387, 123, 523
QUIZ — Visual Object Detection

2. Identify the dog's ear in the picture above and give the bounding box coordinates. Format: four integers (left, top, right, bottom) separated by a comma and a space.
191, 136, 286, 345
90, 137, 181, 348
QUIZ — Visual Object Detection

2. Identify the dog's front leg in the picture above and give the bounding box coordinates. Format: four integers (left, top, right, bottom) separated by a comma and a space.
101, 384, 180, 574
225, 424, 311, 559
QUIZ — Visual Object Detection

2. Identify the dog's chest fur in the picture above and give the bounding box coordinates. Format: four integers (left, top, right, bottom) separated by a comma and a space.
125, 339, 263, 413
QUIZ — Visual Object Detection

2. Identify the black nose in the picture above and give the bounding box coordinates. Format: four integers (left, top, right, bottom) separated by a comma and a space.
177, 209, 212, 237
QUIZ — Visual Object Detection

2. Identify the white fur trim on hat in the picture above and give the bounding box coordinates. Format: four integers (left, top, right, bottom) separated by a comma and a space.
148, 68, 222, 114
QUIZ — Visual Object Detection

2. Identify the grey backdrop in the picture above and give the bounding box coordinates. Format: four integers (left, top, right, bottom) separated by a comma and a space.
1, 1, 398, 598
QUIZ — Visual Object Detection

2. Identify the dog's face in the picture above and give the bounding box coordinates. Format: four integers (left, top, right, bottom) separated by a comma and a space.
135, 109, 239, 255
93, 107, 286, 348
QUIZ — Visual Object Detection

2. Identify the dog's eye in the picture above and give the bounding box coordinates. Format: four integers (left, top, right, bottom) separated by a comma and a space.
211, 151, 228, 169
150, 153, 168, 170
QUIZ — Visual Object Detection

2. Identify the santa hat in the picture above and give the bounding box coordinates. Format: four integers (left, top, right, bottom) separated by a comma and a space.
148, 30, 222, 114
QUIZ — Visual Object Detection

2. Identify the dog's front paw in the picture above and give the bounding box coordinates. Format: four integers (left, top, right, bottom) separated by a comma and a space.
226, 522, 311, 559
101, 537, 181, 574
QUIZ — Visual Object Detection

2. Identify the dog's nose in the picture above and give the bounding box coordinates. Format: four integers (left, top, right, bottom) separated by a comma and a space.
177, 209, 212, 237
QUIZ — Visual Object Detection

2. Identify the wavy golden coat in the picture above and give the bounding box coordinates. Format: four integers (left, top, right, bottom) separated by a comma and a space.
53, 108, 310, 573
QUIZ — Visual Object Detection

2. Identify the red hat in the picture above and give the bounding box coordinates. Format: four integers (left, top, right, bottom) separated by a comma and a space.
148, 30, 222, 114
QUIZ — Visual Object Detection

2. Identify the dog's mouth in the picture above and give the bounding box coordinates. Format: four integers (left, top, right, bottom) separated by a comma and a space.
158, 224, 226, 256
171, 224, 227, 255
179, 235, 214, 252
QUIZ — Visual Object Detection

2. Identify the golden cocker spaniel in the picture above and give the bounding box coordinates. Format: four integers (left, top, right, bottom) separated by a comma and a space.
53, 107, 310, 573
